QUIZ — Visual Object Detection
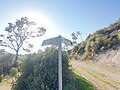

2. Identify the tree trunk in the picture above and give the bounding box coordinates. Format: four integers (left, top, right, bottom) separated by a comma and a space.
8, 50, 19, 73
13, 50, 19, 67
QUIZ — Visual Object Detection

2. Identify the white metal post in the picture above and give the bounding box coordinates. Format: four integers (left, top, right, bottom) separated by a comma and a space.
42, 35, 72, 90
58, 35, 62, 90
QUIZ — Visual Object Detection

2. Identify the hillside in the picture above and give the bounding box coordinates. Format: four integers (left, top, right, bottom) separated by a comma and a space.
71, 18, 120, 64
70, 20, 120, 90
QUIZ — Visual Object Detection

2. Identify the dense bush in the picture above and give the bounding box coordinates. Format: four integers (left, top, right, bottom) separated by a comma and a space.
0, 75, 2, 83
0, 51, 14, 75
13, 47, 73, 90
10, 68, 18, 76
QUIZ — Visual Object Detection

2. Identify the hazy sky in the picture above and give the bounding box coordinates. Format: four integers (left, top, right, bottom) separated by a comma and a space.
0, 0, 120, 53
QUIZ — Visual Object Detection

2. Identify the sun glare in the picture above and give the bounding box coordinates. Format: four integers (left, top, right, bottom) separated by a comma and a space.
17, 11, 59, 53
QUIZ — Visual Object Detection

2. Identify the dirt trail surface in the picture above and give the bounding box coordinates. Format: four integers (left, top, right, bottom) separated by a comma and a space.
0, 84, 11, 90
71, 60, 120, 90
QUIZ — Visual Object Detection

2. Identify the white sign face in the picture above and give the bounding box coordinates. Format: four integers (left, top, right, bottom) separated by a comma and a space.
62, 37, 72, 46
42, 37, 59, 46
42, 35, 72, 46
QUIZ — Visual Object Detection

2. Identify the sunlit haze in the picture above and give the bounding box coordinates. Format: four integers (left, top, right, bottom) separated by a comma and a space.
1, 0, 120, 54
17, 11, 59, 53
1, 11, 59, 54
0, 1, 120, 90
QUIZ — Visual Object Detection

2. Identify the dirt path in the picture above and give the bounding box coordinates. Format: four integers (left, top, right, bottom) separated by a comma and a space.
0, 84, 11, 90
71, 60, 120, 90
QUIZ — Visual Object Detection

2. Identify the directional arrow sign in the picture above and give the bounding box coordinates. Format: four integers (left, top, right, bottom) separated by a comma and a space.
42, 36, 72, 46
41, 36, 59, 46
62, 37, 72, 46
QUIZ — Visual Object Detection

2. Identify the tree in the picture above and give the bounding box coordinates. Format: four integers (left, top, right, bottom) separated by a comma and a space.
71, 31, 83, 44
71, 32, 78, 44
0, 17, 46, 66
76, 31, 83, 41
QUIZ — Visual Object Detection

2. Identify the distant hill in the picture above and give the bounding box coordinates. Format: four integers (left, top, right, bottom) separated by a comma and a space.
71, 18, 120, 61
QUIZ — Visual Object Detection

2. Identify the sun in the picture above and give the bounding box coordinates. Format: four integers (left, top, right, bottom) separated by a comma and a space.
18, 11, 58, 38
16, 11, 59, 53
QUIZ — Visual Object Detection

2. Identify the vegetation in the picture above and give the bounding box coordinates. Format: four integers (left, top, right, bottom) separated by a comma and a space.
73, 71, 94, 90
71, 31, 83, 44
71, 18, 120, 60
12, 47, 72, 90
0, 49, 22, 84
0, 50, 14, 76
10, 68, 18, 76
0, 17, 46, 67
12, 47, 94, 90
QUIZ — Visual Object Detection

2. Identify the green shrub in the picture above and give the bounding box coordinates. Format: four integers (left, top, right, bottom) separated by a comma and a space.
10, 68, 18, 76
74, 73, 94, 90
13, 47, 73, 90
0, 75, 2, 83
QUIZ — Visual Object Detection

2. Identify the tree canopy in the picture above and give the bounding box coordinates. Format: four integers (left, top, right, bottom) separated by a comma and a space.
0, 17, 46, 66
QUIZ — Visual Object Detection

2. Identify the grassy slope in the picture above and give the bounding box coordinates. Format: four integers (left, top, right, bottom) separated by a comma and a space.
64, 71, 95, 90
74, 71, 95, 90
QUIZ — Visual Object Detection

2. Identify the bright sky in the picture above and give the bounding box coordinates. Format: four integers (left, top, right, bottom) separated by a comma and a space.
1, 0, 120, 53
